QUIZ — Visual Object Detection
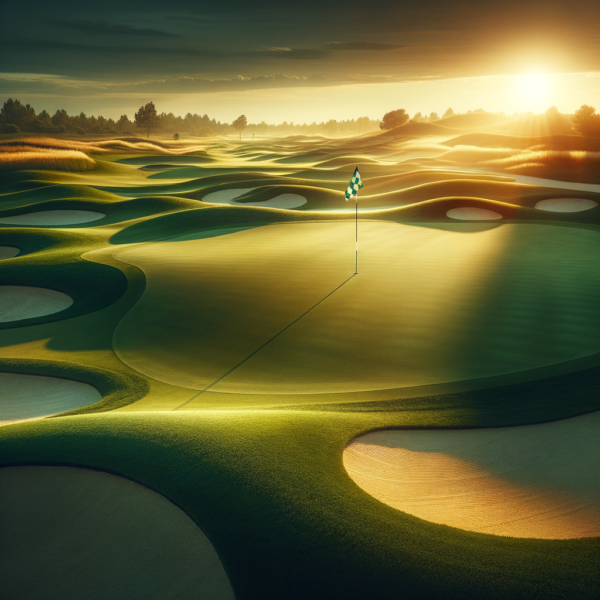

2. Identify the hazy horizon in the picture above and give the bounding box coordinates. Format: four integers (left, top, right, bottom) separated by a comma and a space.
1, 0, 600, 123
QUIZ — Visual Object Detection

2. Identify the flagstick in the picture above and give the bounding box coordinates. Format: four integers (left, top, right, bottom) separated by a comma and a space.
354, 193, 358, 275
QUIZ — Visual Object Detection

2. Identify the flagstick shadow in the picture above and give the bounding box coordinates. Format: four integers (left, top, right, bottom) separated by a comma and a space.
175, 274, 357, 409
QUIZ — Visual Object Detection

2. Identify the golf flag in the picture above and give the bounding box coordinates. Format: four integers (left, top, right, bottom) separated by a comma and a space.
345, 167, 363, 200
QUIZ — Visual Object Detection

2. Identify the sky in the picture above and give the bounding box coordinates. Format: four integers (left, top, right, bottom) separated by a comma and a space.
1, 0, 600, 123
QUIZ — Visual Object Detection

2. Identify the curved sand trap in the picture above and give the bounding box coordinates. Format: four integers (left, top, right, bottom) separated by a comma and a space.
0, 372, 101, 424
0, 466, 235, 599
204, 188, 307, 209
204, 188, 255, 204
0, 210, 105, 226
0, 246, 19, 259
0, 285, 73, 322
447, 207, 503, 220
344, 411, 600, 539
535, 198, 598, 213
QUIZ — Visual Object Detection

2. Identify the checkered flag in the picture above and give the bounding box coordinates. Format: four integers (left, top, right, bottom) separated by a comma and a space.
345, 167, 363, 200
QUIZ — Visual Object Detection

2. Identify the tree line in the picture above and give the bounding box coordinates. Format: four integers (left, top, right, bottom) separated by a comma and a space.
0, 98, 381, 138
1, 98, 599, 138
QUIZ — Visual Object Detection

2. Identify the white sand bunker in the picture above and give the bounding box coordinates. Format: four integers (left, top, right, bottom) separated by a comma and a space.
0, 246, 19, 259
344, 411, 600, 539
535, 198, 598, 213
204, 188, 307, 209
0, 372, 101, 425
0, 285, 73, 322
0, 210, 105, 226
0, 466, 235, 600
447, 207, 503, 220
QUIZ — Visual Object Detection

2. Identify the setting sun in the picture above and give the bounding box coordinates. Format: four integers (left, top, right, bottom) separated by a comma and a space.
515, 73, 551, 110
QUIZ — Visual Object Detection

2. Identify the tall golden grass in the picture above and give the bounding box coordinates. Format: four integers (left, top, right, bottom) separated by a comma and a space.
0, 136, 208, 156
483, 149, 600, 170
0, 149, 96, 172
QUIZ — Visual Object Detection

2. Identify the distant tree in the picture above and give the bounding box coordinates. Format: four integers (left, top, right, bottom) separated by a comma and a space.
379, 109, 409, 139
572, 105, 600, 137
173, 132, 180, 140
38, 110, 52, 125
52, 109, 69, 129
546, 106, 559, 116
30, 119, 48, 133
232, 114, 248, 140
134, 102, 160, 138
3, 123, 20, 134
429, 112, 440, 122
1, 98, 35, 129
198, 126, 213, 137
116, 115, 131, 132
443, 108, 455, 118
412, 112, 425, 123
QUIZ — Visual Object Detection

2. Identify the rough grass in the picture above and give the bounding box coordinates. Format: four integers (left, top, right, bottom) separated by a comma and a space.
0, 150, 96, 172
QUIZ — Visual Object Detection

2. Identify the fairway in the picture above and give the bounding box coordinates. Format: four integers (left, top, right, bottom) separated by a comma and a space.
2, 128, 600, 600
115, 220, 600, 394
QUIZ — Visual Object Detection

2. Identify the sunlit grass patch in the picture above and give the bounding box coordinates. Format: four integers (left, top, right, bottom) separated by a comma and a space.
0, 149, 96, 173
484, 149, 600, 170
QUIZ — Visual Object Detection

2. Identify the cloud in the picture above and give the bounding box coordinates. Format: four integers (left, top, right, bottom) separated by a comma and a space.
0, 72, 405, 97
250, 48, 331, 60
324, 42, 406, 51
50, 19, 182, 38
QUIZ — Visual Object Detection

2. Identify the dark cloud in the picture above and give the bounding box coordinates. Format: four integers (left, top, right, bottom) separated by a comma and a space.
250, 48, 331, 61
1, 0, 600, 99
50, 18, 183, 38
324, 42, 406, 51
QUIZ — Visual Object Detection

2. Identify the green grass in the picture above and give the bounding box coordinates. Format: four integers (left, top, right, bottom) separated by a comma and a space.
0, 409, 597, 600
0, 228, 128, 329
1, 133, 599, 600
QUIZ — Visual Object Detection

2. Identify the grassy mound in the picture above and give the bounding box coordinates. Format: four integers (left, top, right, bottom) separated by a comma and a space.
0, 229, 128, 330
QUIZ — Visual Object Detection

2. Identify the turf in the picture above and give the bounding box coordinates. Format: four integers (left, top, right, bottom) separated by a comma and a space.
1, 131, 599, 600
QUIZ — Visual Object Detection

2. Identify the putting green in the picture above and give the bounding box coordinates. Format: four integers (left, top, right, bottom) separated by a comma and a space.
114, 221, 600, 395
344, 411, 600, 539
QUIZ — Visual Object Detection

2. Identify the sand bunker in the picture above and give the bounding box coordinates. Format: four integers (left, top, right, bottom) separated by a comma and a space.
344, 411, 600, 539
0, 285, 73, 322
0, 246, 19, 259
0, 466, 235, 599
204, 188, 255, 204
535, 198, 598, 213
0, 210, 105, 226
447, 207, 503, 220
204, 188, 307, 209
0, 372, 101, 424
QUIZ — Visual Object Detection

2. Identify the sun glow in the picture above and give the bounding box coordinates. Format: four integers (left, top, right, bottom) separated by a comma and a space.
514, 73, 550, 111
